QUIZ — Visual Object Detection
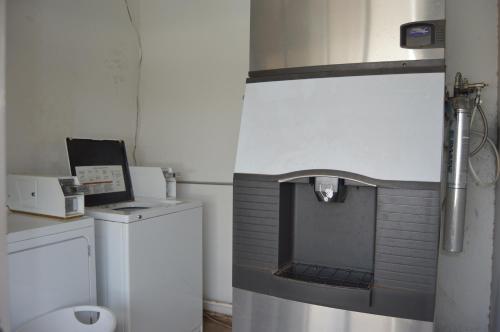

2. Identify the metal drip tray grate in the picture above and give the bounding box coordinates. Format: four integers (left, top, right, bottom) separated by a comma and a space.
275, 263, 373, 289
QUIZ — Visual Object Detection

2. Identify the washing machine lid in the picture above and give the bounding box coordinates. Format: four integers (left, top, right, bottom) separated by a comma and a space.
85, 198, 202, 223
7, 212, 94, 243
66, 138, 134, 206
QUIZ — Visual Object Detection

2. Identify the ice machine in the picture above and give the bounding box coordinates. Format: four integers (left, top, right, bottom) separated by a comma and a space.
233, 1, 446, 331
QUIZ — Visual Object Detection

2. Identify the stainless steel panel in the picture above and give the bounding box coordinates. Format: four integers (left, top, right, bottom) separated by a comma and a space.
250, 0, 445, 71
233, 288, 434, 332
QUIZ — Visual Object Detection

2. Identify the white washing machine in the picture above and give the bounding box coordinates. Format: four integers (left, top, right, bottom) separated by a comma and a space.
7, 212, 96, 331
66, 139, 203, 332
88, 199, 203, 332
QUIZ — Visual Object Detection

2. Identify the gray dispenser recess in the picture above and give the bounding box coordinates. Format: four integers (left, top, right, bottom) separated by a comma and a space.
233, 173, 440, 321
276, 176, 375, 307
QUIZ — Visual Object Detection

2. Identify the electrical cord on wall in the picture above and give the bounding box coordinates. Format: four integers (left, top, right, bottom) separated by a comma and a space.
124, 0, 143, 165
468, 100, 500, 186
469, 130, 500, 186
469, 101, 488, 155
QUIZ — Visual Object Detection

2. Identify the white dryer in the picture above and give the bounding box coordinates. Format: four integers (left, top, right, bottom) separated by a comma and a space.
66, 138, 203, 332
7, 213, 96, 331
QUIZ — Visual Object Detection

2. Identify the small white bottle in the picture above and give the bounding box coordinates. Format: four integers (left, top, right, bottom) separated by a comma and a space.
166, 167, 177, 199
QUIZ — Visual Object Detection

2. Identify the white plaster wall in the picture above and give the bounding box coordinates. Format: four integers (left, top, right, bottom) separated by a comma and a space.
136, 0, 250, 306
435, 0, 498, 331
6, 0, 139, 175
136, 0, 249, 183
177, 184, 233, 308
0, 0, 8, 329
493, 171, 500, 331
490, 0, 500, 330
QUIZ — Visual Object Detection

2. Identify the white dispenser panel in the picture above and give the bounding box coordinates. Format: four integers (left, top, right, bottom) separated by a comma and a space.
235, 73, 445, 183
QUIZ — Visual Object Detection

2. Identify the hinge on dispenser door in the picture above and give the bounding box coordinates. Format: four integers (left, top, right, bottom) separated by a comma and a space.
88, 245, 91, 257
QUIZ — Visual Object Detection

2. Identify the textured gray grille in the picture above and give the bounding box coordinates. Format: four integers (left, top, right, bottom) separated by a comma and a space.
233, 178, 280, 270
374, 188, 440, 293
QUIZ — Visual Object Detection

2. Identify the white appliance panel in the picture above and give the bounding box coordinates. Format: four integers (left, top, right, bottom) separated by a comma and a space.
235, 73, 445, 182
129, 208, 203, 332
129, 166, 167, 200
7, 175, 84, 218
87, 199, 201, 223
95, 206, 203, 332
94, 220, 131, 332
8, 226, 95, 331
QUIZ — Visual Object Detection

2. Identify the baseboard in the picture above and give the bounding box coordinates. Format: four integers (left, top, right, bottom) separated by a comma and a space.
204, 300, 233, 316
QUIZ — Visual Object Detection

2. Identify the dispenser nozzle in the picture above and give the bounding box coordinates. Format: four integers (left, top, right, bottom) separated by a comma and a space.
313, 177, 347, 203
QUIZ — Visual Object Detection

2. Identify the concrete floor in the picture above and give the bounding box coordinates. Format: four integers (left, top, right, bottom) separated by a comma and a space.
203, 312, 232, 332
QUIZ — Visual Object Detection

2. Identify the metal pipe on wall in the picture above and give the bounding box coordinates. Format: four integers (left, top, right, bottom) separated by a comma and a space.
443, 96, 473, 253
177, 180, 233, 186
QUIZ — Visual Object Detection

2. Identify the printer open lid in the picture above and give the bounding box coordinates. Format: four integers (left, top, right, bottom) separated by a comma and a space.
66, 138, 134, 206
